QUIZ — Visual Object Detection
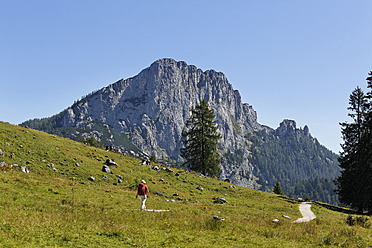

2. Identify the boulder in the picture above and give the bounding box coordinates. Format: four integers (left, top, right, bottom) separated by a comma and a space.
104, 159, 118, 167
142, 159, 150, 165
0, 149, 3, 156
88, 176, 95, 181
213, 216, 225, 221
102, 165, 111, 173
214, 197, 227, 204
164, 167, 174, 173
197, 185, 203, 191
21, 166, 29, 173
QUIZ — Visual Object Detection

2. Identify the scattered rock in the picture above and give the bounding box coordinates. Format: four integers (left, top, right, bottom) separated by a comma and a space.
102, 165, 111, 173
53, 168, 57, 172
60, 162, 68, 166
282, 215, 291, 219
5, 143, 10, 146
272, 219, 280, 223
213, 216, 225, 221
164, 167, 174, 173
102, 175, 108, 180
173, 193, 179, 197
155, 192, 164, 197
117, 175, 123, 179
21, 166, 29, 173
88, 176, 95, 181
118, 179, 123, 183
197, 185, 203, 191
152, 166, 160, 171
230, 185, 236, 189
74, 163, 80, 167
105, 159, 118, 167
0, 149, 3, 156
214, 197, 227, 204
142, 159, 150, 165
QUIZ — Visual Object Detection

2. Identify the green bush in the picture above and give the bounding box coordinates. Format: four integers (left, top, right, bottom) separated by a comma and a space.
346, 215, 370, 228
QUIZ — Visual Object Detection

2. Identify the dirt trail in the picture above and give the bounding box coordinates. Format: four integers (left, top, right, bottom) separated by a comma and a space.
293, 202, 316, 223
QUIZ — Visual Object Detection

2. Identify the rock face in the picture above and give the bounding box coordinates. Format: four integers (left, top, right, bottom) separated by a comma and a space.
22, 58, 339, 190
48, 58, 267, 187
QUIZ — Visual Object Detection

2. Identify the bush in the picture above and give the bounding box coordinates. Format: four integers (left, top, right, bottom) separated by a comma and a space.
346, 215, 370, 228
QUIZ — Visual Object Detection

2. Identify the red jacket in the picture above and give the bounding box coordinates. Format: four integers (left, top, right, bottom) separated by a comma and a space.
137, 183, 148, 196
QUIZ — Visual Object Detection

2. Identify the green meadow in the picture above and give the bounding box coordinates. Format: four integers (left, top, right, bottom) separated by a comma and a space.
0, 121, 370, 247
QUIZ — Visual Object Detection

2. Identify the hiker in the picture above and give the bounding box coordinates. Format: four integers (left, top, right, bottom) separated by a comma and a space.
136, 180, 149, 210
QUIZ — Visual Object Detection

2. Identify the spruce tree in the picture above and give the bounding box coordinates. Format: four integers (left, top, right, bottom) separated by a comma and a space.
273, 180, 284, 195
337, 72, 372, 213
181, 99, 221, 177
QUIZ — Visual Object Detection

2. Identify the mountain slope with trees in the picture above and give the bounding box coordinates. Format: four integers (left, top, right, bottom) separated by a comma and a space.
21, 58, 340, 205
247, 120, 339, 205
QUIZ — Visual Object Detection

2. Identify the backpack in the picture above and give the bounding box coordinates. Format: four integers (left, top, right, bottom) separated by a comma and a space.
138, 183, 146, 195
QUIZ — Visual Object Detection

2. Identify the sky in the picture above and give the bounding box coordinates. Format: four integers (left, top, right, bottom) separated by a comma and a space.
1, 1, 371, 153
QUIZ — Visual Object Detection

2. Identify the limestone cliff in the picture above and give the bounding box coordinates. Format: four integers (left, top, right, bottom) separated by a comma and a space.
22, 58, 339, 191
55, 59, 269, 187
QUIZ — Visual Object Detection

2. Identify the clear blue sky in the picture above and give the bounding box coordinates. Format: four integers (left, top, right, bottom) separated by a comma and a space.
1, 1, 371, 153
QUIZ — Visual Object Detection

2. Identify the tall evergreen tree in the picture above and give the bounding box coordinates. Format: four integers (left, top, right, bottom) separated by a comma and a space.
337, 72, 372, 213
273, 180, 284, 195
181, 99, 221, 177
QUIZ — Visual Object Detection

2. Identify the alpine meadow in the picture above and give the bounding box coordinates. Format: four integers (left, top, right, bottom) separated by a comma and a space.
0, 121, 371, 247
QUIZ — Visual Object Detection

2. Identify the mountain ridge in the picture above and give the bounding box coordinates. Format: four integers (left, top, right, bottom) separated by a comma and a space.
22, 58, 339, 201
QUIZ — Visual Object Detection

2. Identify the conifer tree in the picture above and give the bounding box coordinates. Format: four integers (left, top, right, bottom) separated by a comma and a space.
181, 99, 221, 177
273, 180, 284, 195
337, 72, 372, 213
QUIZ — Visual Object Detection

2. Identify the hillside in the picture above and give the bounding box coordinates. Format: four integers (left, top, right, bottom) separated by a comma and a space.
0, 122, 370, 247
21, 58, 341, 205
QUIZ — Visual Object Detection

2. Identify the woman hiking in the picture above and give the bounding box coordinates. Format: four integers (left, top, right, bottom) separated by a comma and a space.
136, 180, 149, 210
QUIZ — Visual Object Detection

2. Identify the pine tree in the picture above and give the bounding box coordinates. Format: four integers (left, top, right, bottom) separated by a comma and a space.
181, 99, 221, 177
337, 72, 372, 213
273, 180, 284, 195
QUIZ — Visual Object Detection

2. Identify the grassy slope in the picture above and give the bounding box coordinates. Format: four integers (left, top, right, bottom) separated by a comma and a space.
0, 121, 370, 247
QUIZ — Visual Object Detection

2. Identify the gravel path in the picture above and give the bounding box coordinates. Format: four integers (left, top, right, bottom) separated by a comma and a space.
293, 202, 316, 223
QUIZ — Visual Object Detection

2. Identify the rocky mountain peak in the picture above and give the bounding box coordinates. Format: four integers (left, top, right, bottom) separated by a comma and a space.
22, 58, 336, 191
275, 119, 311, 137
275, 119, 297, 136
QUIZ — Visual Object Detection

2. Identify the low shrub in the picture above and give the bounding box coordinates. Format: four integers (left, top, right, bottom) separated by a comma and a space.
346, 215, 370, 228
